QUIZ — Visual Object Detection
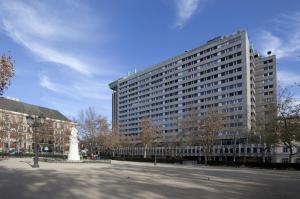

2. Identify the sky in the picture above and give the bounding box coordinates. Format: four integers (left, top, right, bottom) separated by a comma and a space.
0, 0, 300, 122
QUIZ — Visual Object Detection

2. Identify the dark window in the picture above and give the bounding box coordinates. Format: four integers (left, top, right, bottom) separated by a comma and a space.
253, 148, 257, 153
241, 148, 245, 153
247, 148, 251, 153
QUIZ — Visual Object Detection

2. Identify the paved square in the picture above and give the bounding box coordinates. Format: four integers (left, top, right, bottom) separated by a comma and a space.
0, 158, 299, 199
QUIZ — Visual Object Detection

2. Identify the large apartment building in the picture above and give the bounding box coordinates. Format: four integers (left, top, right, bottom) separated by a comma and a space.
109, 30, 277, 143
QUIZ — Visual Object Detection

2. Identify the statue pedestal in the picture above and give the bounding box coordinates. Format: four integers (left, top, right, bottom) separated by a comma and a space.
68, 127, 80, 161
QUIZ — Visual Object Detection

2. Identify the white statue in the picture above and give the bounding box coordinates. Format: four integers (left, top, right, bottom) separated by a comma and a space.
67, 127, 80, 161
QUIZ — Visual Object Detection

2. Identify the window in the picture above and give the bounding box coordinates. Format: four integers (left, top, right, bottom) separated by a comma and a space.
247, 148, 251, 153
253, 148, 257, 153
282, 158, 289, 163
283, 147, 288, 153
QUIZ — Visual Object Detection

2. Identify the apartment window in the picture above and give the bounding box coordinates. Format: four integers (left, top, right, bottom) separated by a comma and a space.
283, 147, 288, 153
264, 85, 274, 89
247, 148, 251, 153
253, 148, 257, 153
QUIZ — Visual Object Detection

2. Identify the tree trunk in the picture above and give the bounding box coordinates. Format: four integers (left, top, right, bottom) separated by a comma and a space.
233, 136, 236, 163
289, 147, 293, 164
144, 144, 147, 158
262, 147, 266, 163
204, 146, 208, 165
204, 155, 208, 165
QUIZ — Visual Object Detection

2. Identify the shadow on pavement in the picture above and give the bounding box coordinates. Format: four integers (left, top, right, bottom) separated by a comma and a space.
0, 160, 298, 199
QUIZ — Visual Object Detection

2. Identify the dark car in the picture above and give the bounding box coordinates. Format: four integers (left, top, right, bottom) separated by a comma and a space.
9, 149, 24, 156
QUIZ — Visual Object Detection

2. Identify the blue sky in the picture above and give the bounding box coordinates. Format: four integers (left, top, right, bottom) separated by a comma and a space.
0, 0, 300, 122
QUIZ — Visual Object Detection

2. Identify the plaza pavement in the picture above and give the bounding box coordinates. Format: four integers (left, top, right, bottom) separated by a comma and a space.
0, 158, 299, 199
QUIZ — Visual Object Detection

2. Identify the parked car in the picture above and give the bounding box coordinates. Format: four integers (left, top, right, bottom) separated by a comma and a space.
9, 149, 24, 156
9, 149, 18, 155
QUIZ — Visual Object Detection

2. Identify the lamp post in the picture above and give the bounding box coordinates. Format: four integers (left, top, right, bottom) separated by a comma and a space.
26, 114, 45, 168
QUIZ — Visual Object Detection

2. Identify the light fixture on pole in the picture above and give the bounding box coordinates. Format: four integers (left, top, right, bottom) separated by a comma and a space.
26, 114, 45, 168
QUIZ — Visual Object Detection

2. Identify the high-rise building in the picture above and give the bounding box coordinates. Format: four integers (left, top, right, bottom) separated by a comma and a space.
254, 54, 277, 118
109, 30, 277, 143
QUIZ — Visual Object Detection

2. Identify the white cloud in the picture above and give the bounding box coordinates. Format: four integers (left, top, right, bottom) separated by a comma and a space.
40, 75, 68, 94
0, 1, 81, 40
0, 1, 116, 76
256, 12, 300, 59
174, 0, 203, 28
3, 18, 93, 75
277, 71, 300, 87
39, 74, 111, 101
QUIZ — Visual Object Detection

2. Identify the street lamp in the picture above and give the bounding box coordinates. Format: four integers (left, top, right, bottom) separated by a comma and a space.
26, 114, 45, 168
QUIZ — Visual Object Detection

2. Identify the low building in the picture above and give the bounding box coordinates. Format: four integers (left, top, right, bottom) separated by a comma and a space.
0, 97, 75, 155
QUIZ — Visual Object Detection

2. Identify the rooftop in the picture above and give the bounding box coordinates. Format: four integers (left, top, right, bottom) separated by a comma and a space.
0, 97, 71, 122
109, 30, 246, 88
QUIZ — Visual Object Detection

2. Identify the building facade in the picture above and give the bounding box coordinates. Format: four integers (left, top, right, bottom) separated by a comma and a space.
0, 97, 75, 155
109, 30, 277, 144
109, 143, 300, 163
254, 54, 277, 118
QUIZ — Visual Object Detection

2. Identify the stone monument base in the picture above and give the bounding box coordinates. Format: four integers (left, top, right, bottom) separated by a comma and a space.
67, 127, 80, 161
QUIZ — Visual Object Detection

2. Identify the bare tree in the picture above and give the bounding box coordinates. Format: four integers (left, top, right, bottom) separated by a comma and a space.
11, 115, 27, 153
179, 108, 198, 146
76, 107, 110, 157
0, 55, 15, 96
97, 132, 110, 155
231, 117, 244, 163
174, 108, 199, 159
139, 117, 162, 158
253, 103, 279, 162
277, 87, 300, 163
195, 109, 224, 164
119, 134, 132, 157
109, 125, 121, 157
